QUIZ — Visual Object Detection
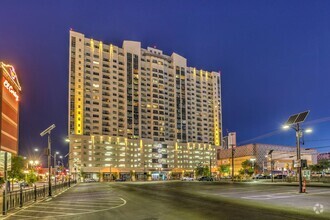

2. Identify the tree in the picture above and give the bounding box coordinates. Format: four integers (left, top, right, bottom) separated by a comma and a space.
318, 159, 330, 170
239, 160, 254, 177
195, 163, 210, 177
218, 164, 230, 177
8, 155, 25, 190
8, 155, 25, 180
26, 171, 37, 184
203, 166, 210, 176
195, 163, 205, 177
309, 160, 330, 173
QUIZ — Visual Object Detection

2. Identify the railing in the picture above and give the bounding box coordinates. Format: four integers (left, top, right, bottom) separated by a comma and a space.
2, 180, 77, 215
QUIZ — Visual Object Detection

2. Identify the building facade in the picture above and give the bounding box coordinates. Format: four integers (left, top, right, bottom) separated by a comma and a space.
68, 30, 222, 180
317, 152, 330, 162
217, 143, 317, 176
0, 62, 21, 176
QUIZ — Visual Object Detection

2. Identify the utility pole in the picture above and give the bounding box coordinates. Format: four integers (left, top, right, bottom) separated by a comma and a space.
268, 150, 274, 182
271, 153, 274, 182
209, 157, 212, 177
231, 146, 234, 182
228, 132, 236, 182
144, 161, 146, 181
109, 164, 112, 182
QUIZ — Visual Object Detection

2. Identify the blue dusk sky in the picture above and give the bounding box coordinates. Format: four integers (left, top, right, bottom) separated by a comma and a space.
0, 0, 330, 164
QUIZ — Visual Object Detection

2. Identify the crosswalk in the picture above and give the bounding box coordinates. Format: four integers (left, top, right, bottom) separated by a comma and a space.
3, 183, 126, 219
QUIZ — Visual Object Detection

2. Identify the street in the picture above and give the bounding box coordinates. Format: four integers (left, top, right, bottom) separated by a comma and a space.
3, 181, 330, 220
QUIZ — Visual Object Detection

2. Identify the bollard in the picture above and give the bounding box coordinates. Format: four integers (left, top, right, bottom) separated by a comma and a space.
302, 179, 307, 193
68, 179, 70, 187
34, 185, 37, 201
19, 187, 23, 208
2, 190, 6, 215
43, 185, 46, 197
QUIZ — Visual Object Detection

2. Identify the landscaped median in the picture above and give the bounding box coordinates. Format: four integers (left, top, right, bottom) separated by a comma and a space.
1, 180, 77, 216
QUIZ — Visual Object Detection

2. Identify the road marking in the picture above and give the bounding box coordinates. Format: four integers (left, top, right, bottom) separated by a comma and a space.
27, 205, 91, 211
242, 195, 299, 200
4, 197, 127, 219
51, 200, 123, 206
305, 190, 330, 195
19, 209, 78, 214
3, 214, 36, 219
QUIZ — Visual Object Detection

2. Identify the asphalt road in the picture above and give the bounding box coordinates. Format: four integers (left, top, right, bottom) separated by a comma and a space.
3, 181, 330, 220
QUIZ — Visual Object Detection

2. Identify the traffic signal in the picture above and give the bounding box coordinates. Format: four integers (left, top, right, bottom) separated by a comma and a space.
301, 159, 307, 168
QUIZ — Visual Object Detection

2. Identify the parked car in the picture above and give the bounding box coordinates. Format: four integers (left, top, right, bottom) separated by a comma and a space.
198, 176, 214, 181
182, 177, 194, 181
19, 182, 29, 188
274, 174, 287, 179
115, 178, 126, 182
254, 174, 271, 179
263, 175, 271, 179
253, 174, 263, 179
84, 178, 97, 183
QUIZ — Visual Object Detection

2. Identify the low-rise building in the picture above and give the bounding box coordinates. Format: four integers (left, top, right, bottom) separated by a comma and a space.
217, 143, 317, 176
317, 152, 330, 162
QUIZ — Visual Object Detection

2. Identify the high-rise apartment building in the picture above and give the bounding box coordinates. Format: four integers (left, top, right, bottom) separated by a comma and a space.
68, 30, 222, 180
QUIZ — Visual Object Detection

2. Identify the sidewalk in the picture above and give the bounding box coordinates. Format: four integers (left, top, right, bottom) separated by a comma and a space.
240, 181, 330, 188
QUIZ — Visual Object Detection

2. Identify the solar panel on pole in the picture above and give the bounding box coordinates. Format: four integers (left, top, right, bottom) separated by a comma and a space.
286, 114, 299, 125
285, 110, 310, 125
294, 111, 309, 124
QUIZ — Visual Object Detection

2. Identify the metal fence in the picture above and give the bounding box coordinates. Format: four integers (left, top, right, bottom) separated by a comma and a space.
2, 180, 77, 215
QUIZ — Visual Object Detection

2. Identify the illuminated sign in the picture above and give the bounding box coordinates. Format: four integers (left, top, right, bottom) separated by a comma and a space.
3, 80, 19, 101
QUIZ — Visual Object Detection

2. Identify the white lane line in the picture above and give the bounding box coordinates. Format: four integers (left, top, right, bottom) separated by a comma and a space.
242, 195, 300, 200
38, 202, 116, 208
59, 200, 123, 204
50, 201, 123, 205
27, 206, 91, 211
19, 209, 77, 214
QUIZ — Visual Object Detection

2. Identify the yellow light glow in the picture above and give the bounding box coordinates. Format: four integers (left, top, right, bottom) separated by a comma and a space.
3, 79, 19, 101
90, 39, 94, 53
99, 41, 103, 54
0, 62, 21, 91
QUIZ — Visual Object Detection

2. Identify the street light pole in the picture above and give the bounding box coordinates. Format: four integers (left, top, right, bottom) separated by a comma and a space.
296, 123, 303, 193
48, 133, 52, 197
283, 111, 310, 193
40, 124, 56, 197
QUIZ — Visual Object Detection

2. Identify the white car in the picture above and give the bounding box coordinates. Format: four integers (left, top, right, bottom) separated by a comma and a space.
182, 177, 194, 181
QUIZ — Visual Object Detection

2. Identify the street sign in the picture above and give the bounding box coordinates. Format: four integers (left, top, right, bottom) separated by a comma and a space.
294, 160, 301, 168
302, 170, 311, 180
228, 132, 236, 148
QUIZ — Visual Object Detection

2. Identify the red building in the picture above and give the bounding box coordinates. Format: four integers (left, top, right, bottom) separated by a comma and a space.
0, 62, 21, 175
